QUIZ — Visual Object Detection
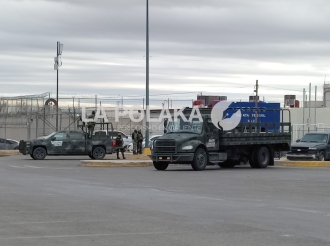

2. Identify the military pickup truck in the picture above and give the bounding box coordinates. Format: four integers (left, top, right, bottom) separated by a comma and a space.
19, 123, 116, 160
286, 132, 330, 161
151, 106, 291, 171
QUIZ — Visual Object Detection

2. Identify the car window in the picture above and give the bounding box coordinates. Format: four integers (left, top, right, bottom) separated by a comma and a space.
5, 140, 13, 144
53, 132, 67, 140
69, 132, 85, 140
0, 139, 5, 143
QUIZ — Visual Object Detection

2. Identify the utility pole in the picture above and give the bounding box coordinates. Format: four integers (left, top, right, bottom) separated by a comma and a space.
145, 0, 150, 148
315, 86, 317, 126
308, 83, 311, 132
254, 80, 259, 123
54, 41, 63, 131
303, 88, 305, 134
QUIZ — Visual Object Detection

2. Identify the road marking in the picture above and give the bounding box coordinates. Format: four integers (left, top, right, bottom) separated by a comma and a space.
8, 165, 25, 168
24, 165, 43, 168
0, 231, 189, 240
278, 206, 330, 216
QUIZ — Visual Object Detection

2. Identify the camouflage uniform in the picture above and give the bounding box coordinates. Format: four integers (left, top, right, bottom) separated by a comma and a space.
137, 130, 143, 154
87, 111, 96, 138
116, 134, 126, 159
132, 129, 138, 155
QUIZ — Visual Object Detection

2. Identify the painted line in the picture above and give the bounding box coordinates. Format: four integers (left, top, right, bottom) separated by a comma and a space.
8, 165, 25, 168
278, 206, 330, 216
81, 160, 152, 167
0, 231, 190, 240
275, 161, 330, 167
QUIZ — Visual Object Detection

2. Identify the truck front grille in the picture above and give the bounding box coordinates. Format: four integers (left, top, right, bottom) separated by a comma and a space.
291, 147, 309, 153
154, 139, 176, 153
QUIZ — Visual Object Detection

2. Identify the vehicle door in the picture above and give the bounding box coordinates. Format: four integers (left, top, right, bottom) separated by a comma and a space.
326, 135, 330, 159
47, 132, 71, 155
68, 131, 86, 154
205, 118, 219, 151
0, 139, 5, 150
5, 140, 15, 150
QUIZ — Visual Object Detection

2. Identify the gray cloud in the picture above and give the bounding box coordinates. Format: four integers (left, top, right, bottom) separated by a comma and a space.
0, 0, 329, 104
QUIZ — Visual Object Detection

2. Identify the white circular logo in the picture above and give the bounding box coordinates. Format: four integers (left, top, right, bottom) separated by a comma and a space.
210, 101, 242, 131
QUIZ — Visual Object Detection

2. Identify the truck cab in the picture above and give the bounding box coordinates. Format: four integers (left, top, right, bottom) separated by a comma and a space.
151, 106, 291, 171
19, 122, 116, 160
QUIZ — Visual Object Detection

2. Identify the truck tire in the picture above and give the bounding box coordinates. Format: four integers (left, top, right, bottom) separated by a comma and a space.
92, 147, 106, 160
253, 146, 270, 168
153, 161, 169, 170
191, 148, 208, 171
318, 151, 325, 161
249, 148, 258, 168
30, 154, 36, 160
32, 147, 47, 160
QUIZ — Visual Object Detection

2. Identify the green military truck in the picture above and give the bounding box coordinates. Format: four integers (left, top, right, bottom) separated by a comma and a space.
19, 122, 116, 160
151, 107, 291, 171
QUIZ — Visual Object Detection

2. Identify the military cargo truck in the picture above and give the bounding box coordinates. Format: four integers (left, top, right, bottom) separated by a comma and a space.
19, 122, 116, 160
151, 106, 291, 171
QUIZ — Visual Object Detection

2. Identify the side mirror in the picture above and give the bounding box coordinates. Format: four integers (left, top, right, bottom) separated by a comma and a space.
164, 118, 168, 134
296, 139, 300, 142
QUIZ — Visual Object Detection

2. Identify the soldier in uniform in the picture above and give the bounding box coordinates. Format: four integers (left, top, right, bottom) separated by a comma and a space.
137, 130, 144, 154
132, 129, 138, 155
87, 111, 96, 138
116, 133, 126, 159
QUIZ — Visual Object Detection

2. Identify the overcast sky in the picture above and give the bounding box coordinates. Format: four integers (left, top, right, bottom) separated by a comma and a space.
0, 0, 329, 107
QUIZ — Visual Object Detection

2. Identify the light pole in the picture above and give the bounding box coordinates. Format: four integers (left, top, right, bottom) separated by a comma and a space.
145, 0, 150, 147
54, 41, 63, 131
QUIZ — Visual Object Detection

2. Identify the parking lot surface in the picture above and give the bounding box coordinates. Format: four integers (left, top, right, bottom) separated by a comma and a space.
0, 155, 329, 246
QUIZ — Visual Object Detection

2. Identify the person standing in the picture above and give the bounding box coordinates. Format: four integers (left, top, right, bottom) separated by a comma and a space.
132, 129, 138, 155
137, 130, 144, 154
116, 133, 126, 159
87, 111, 96, 138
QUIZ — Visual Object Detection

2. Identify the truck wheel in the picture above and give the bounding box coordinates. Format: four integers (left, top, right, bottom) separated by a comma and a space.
32, 147, 47, 160
92, 147, 106, 159
318, 151, 325, 161
249, 148, 258, 168
88, 153, 95, 159
153, 161, 169, 170
30, 154, 36, 160
191, 148, 208, 171
218, 160, 236, 168
253, 146, 270, 168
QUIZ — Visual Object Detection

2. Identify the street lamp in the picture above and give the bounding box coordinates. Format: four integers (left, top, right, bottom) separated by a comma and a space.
145, 0, 150, 147
54, 41, 63, 131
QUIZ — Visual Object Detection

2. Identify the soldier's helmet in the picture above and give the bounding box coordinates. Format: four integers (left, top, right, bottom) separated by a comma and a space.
134, 129, 137, 133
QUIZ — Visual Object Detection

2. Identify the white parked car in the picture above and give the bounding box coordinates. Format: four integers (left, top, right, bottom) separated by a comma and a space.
127, 135, 162, 152
94, 130, 132, 150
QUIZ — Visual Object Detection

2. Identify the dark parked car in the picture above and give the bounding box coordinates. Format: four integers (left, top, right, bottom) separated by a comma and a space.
286, 132, 330, 161
0, 138, 19, 150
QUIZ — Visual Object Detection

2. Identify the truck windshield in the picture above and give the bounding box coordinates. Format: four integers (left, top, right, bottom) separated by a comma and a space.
300, 134, 328, 143
167, 117, 203, 134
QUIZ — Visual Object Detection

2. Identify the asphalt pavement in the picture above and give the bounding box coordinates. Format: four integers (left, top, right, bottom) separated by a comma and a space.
0, 155, 329, 246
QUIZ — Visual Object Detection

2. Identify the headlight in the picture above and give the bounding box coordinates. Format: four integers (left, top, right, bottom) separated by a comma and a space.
182, 145, 193, 150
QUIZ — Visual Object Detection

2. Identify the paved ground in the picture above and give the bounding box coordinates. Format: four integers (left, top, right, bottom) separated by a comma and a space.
0, 155, 329, 246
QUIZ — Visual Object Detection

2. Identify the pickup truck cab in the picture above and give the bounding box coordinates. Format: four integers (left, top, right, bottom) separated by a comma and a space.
19, 130, 116, 160
286, 132, 330, 161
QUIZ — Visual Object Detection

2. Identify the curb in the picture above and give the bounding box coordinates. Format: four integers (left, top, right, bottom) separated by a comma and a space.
0, 150, 20, 157
275, 160, 330, 167
81, 160, 152, 167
